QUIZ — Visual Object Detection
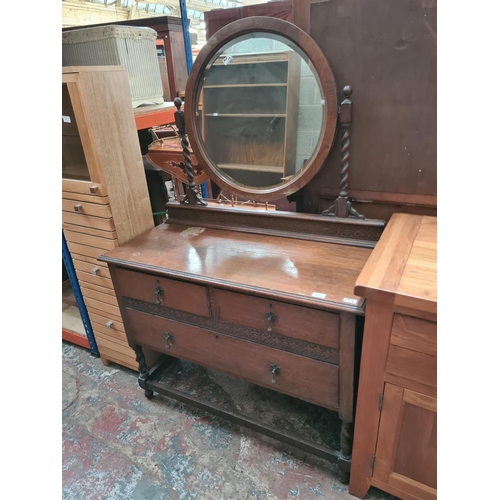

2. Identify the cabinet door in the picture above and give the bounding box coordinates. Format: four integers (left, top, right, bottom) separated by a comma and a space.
373, 383, 437, 500
62, 77, 106, 196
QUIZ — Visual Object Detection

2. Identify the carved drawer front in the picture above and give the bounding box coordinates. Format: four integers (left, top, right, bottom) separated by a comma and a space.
213, 288, 339, 348
126, 309, 339, 411
113, 268, 210, 317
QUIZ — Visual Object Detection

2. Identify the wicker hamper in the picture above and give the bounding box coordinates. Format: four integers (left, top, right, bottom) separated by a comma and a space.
62, 25, 164, 107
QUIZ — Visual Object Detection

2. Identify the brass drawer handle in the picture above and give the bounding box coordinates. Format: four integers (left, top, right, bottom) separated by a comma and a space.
91, 267, 99, 276
266, 312, 277, 332
155, 285, 164, 304
165, 332, 173, 349
105, 321, 113, 329
74, 204, 82, 213
269, 363, 280, 384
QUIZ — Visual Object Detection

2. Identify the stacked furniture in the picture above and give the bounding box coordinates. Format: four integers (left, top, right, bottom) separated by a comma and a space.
62, 66, 154, 370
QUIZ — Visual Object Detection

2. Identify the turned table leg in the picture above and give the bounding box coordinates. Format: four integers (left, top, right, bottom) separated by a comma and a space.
134, 345, 154, 399
339, 419, 353, 484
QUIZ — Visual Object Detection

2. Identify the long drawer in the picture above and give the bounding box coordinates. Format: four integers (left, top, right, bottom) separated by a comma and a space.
213, 288, 339, 348
112, 268, 210, 317
126, 309, 339, 411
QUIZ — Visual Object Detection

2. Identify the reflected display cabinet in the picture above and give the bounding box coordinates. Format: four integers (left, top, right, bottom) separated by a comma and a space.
62, 66, 155, 370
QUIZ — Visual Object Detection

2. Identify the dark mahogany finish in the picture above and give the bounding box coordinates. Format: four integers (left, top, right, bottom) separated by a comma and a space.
100, 220, 373, 482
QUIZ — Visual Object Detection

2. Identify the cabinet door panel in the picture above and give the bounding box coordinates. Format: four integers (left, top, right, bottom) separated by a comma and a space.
373, 384, 437, 500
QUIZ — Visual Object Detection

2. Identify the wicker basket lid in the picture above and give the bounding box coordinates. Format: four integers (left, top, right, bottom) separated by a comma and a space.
62, 25, 157, 44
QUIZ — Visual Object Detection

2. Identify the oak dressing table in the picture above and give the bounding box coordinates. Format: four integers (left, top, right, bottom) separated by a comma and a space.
100, 17, 385, 482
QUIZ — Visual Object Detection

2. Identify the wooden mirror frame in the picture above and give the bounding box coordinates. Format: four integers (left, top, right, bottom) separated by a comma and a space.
184, 16, 338, 202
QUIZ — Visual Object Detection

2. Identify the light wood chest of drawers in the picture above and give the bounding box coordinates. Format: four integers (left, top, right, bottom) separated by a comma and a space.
62, 66, 154, 370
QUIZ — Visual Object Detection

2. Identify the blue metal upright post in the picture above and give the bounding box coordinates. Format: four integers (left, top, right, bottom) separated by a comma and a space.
179, 0, 207, 197
62, 231, 99, 355
179, 0, 193, 73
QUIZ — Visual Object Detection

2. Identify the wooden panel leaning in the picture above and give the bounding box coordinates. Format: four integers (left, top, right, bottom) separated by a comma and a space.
62, 66, 154, 370
349, 213, 437, 500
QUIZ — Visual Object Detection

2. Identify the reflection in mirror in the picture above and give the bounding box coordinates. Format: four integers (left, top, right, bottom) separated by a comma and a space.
196, 33, 324, 189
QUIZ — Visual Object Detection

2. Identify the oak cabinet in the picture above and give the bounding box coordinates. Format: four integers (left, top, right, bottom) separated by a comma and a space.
349, 214, 437, 500
62, 66, 155, 370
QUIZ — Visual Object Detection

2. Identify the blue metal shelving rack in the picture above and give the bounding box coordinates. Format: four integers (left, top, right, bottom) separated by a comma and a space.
62, 231, 99, 355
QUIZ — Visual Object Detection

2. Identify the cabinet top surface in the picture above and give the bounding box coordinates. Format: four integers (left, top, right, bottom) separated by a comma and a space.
100, 223, 372, 313
355, 213, 436, 313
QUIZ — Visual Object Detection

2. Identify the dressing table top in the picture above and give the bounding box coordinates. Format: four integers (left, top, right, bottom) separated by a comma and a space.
100, 222, 372, 314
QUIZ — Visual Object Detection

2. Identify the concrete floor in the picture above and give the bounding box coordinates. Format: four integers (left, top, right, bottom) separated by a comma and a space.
62, 341, 396, 500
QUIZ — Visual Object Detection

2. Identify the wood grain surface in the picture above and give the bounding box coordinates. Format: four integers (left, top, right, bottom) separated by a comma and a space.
100, 223, 371, 314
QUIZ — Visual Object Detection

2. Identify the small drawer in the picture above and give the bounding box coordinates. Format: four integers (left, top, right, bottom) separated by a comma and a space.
112, 268, 210, 317
126, 309, 339, 411
63, 229, 118, 251
386, 345, 436, 389
390, 314, 436, 357
213, 288, 339, 348
62, 211, 116, 232
62, 199, 113, 218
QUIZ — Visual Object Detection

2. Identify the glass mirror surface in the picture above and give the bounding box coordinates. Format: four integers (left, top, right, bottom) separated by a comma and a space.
196, 33, 325, 189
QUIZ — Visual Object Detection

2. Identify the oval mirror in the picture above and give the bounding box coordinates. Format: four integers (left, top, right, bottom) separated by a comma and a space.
185, 17, 337, 202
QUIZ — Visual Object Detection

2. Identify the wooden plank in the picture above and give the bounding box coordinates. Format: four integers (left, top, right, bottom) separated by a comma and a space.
81, 282, 116, 298
338, 312, 355, 422
390, 314, 436, 357
370, 477, 422, 500
88, 310, 125, 333
403, 388, 437, 413
80, 287, 119, 307
62, 179, 106, 196
373, 383, 405, 483
354, 214, 422, 303
76, 269, 114, 290
84, 297, 121, 319
349, 301, 395, 499
386, 345, 436, 389
62, 191, 110, 205
387, 473, 436, 500
62, 199, 113, 218
63, 230, 118, 251
87, 305, 123, 325
73, 259, 111, 279
97, 345, 138, 371
63, 222, 118, 240
63, 211, 116, 232
93, 328, 130, 349
77, 68, 154, 244
95, 334, 136, 357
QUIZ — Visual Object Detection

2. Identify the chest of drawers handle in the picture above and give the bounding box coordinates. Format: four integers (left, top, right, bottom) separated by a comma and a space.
164, 332, 173, 349
105, 321, 113, 329
266, 312, 277, 332
74, 204, 83, 213
91, 267, 100, 276
155, 285, 164, 304
269, 363, 281, 384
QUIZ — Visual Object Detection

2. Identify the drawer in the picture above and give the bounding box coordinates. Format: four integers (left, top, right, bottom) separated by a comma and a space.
126, 309, 339, 411
386, 345, 436, 389
390, 314, 436, 357
76, 269, 114, 290
112, 268, 210, 317
73, 259, 111, 279
62, 199, 113, 218
213, 288, 339, 348
64, 230, 118, 251
88, 310, 125, 333
62, 211, 116, 232
67, 241, 108, 259
62, 179, 107, 197
63, 222, 118, 240
62, 191, 109, 205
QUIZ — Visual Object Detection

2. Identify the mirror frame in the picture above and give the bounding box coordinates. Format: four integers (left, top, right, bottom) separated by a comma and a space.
185, 17, 338, 202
